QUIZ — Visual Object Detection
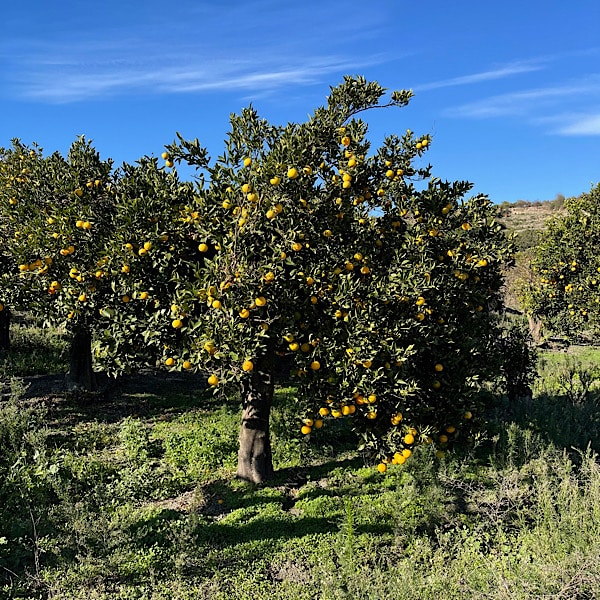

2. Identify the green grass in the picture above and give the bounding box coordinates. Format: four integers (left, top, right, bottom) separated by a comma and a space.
0, 322, 69, 378
2, 337, 600, 598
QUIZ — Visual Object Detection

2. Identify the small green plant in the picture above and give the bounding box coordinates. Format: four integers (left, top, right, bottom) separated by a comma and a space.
498, 319, 538, 401
556, 357, 600, 405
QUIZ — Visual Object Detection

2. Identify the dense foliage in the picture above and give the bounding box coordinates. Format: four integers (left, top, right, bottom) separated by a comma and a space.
0, 77, 514, 478
523, 182, 600, 341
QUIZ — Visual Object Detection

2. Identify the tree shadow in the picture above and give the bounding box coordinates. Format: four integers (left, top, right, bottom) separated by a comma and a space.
477, 390, 600, 468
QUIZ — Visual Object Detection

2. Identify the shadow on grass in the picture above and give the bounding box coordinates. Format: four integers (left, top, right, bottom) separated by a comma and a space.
480, 390, 600, 467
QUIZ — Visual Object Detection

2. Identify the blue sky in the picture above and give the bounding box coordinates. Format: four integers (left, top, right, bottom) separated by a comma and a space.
1, 0, 599, 203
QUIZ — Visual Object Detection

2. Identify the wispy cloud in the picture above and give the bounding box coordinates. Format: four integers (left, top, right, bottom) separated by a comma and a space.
9, 51, 379, 103
414, 61, 545, 92
1, 36, 384, 103
545, 113, 600, 136
0, 1, 392, 104
443, 77, 600, 121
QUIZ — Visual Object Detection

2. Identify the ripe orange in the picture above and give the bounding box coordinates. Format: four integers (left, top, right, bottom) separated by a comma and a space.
207, 374, 219, 386
287, 167, 299, 179
403, 433, 415, 445
310, 360, 321, 370
242, 359, 254, 372
172, 319, 183, 329
198, 243, 209, 252
377, 463, 387, 473
301, 425, 312, 435
165, 357, 175, 366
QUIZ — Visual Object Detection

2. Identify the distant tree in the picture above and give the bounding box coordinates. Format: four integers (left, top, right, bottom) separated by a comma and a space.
550, 193, 566, 210
0, 138, 116, 388
522, 183, 600, 341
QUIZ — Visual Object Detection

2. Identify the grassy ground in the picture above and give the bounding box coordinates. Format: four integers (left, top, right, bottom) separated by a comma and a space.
2, 328, 600, 599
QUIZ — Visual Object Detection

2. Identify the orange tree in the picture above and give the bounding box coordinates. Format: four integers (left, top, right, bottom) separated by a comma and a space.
90, 155, 198, 374
0, 138, 118, 388
134, 76, 513, 483
522, 182, 600, 341
0, 254, 10, 351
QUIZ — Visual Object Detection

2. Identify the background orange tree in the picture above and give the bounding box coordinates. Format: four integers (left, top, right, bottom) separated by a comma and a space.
0, 138, 119, 388
522, 182, 600, 342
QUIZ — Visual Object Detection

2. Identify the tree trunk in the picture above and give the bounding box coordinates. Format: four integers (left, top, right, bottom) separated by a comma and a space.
236, 350, 275, 484
66, 327, 97, 392
527, 314, 543, 346
0, 307, 10, 351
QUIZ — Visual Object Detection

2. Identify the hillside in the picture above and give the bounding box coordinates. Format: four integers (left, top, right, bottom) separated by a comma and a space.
496, 199, 564, 251
495, 199, 563, 315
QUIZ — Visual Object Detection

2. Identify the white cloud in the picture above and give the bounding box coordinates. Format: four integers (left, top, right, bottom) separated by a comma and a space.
15, 53, 378, 103
445, 79, 600, 119
415, 61, 545, 92
553, 114, 600, 136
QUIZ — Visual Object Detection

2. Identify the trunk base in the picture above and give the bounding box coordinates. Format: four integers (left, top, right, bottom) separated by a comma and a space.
0, 308, 10, 352
66, 328, 98, 392
236, 351, 275, 484
237, 419, 274, 484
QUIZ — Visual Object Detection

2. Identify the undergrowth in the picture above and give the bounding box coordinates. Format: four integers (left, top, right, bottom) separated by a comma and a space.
1, 346, 600, 598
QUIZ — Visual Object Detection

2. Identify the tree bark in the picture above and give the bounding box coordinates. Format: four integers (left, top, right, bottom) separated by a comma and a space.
0, 307, 10, 351
236, 350, 275, 484
527, 314, 543, 346
66, 327, 97, 392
